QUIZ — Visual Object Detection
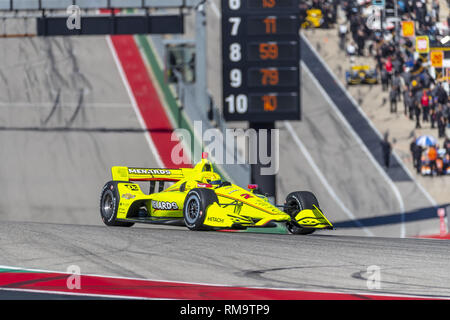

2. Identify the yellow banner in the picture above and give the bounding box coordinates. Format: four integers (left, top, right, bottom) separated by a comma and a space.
401, 21, 415, 37
430, 51, 443, 68
415, 36, 429, 54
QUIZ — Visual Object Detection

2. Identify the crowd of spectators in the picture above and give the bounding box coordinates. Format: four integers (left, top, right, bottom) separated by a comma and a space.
301, 0, 450, 176
410, 136, 450, 175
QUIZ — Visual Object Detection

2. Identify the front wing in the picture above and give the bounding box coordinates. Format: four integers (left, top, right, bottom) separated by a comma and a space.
202, 202, 333, 230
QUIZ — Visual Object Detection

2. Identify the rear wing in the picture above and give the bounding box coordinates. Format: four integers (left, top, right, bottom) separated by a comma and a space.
351, 65, 370, 71
111, 166, 188, 182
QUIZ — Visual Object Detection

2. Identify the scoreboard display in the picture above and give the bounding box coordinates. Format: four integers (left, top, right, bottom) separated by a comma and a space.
221, 0, 300, 122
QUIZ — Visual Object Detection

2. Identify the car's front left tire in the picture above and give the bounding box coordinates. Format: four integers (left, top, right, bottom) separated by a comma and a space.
284, 191, 318, 235
183, 188, 218, 231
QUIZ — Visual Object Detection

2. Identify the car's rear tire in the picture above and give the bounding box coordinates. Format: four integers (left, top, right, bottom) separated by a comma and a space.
284, 191, 318, 235
183, 188, 218, 231
100, 181, 134, 227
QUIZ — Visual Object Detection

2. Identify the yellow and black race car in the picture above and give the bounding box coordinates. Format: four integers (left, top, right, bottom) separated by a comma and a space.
301, 9, 324, 29
100, 154, 333, 235
345, 65, 378, 85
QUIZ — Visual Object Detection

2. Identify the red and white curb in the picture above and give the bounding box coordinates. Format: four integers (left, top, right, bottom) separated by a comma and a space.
0, 266, 443, 300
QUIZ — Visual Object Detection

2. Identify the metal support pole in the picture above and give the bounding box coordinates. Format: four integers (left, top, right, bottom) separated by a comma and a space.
249, 122, 277, 203
195, 1, 208, 123
173, 68, 185, 128
394, 0, 399, 44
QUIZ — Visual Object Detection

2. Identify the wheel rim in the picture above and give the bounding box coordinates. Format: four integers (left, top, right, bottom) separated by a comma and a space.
185, 195, 200, 225
285, 199, 300, 216
102, 192, 114, 220
285, 197, 302, 231
286, 222, 297, 233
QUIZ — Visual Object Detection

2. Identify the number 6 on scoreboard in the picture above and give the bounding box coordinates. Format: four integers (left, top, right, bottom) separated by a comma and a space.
229, 0, 241, 10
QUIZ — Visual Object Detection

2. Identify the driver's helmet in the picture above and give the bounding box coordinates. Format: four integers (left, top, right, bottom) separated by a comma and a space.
201, 172, 222, 185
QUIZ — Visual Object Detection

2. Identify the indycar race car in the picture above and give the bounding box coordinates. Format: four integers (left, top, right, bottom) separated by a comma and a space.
345, 65, 378, 85
99, 153, 333, 235
301, 9, 324, 29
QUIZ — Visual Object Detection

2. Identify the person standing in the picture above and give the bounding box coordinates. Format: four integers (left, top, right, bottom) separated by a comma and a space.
430, 107, 436, 129
381, 133, 392, 169
444, 137, 450, 155
413, 143, 423, 173
415, 0, 425, 29
410, 137, 418, 170
432, 0, 440, 22
390, 88, 398, 113
428, 145, 438, 175
392, 72, 402, 101
436, 82, 448, 105
385, 57, 393, 85
338, 23, 348, 51
381, 69, 389, 91
415, 102, 422, 129
421, 89, 430, 123
356, 27, 366, 56
436, 105, 446, 138
404, 90, 414, 118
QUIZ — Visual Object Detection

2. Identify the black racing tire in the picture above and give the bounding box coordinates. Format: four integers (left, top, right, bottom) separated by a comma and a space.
100, 181, 135, 227
301, 21, 311, 29
183, 188, 218, 231
284, 191, 319, 235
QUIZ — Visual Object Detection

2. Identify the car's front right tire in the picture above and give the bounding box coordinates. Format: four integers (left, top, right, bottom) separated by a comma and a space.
100, 181, 134, 227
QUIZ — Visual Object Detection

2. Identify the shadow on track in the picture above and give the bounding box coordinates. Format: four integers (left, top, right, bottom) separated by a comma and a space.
0, 127, 172, 133
333, 204, 449, 228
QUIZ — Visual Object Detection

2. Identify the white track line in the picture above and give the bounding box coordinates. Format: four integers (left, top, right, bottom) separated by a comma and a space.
208, 0, 221, 18
302, 61, 406, 237
301, 34, 437, 209
0, 287, 151, 300
106, 35, 164, 168
301, 61, 405, 237
284, 121, 374, 237
301, 40, 407, 238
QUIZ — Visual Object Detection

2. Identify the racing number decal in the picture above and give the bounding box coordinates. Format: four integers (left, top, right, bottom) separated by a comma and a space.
125, 184, 139, 191
262, 95, 277, 111
262, 0, 276, 8
259, 43, 279, 60
263, 17, 276, 34
260, 69, 279, 85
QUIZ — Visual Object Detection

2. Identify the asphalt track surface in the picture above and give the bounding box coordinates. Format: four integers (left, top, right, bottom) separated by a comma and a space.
0, 12, 447, 299
0, 35, 161, 225
0, 221, 449, 299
